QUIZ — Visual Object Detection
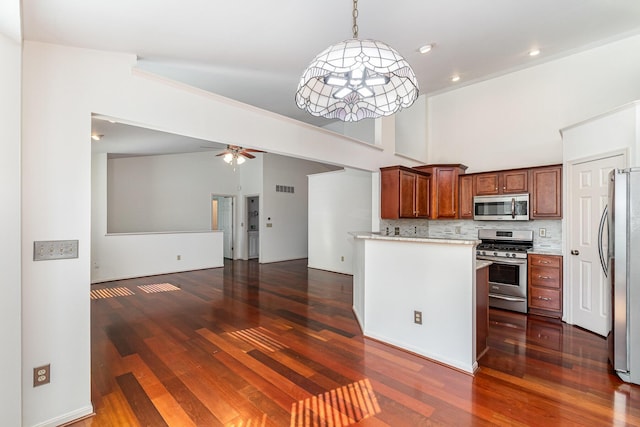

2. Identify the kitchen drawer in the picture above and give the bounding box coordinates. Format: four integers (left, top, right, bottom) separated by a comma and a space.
529, 287, 561, 311
529, 266, 561, 288
529, 254, 561, 268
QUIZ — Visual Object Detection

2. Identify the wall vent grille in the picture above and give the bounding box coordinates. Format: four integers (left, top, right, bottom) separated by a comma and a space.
276, 185, 295, 193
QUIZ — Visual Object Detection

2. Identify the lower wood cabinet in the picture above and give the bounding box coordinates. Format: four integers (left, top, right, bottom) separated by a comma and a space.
528, 253, 563, 318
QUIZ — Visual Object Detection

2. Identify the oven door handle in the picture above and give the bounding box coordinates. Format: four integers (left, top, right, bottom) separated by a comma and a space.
489, 293, 526, 302
511, 197, 516, 219
477, 257, 527, 265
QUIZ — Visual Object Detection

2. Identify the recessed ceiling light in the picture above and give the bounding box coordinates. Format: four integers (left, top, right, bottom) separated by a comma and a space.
451, 75, 460, 83
418, 44, 433, 54
529, 49, 541, 57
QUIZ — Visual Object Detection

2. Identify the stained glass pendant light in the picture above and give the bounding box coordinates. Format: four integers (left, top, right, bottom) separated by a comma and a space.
295, 0, 419, 122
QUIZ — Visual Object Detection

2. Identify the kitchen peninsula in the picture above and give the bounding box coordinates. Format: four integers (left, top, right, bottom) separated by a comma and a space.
351, 232, 484, 374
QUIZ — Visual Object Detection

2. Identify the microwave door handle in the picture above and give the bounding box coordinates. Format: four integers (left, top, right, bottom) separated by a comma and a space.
598, 205, 608, 277
511, 198, 516, 219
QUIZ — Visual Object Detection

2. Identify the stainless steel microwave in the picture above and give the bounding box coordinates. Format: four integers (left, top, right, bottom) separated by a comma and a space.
473, 193, 530, 221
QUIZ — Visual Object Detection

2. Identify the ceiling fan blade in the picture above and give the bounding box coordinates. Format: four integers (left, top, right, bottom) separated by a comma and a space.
241, 152, 256, 159
242, 148, 265, 153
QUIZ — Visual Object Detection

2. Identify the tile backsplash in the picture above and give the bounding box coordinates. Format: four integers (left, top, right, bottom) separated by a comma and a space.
379, 218, 562, 252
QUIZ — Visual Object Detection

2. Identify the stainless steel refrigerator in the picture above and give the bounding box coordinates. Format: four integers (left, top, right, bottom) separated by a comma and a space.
606, 168, 640, 385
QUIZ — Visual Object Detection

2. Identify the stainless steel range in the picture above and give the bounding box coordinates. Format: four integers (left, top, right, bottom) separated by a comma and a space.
476, 229, 533, 313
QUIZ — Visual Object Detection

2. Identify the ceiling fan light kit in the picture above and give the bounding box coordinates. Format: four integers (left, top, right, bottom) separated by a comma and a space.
295, 0, 419, 122
218, 145, 262, 166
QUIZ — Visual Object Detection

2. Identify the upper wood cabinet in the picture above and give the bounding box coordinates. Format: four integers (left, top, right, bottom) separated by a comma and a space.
459, 174, 474, 219
475, 169, 528, 195
380, 166, 431, 219
530, 165, 562, 219
413, 164, 468, 219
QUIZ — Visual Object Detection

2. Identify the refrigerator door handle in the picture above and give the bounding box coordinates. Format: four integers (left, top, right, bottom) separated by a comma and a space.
598, 204, 608, 277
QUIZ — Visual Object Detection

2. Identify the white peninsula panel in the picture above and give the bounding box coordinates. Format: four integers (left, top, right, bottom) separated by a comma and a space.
352, 233, 479, 373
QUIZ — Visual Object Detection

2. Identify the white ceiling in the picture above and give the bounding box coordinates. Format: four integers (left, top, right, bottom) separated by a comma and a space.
23, 0, 640, 129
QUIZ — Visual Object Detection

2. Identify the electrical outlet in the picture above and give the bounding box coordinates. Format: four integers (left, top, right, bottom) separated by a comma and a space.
539, 228, 547, 237
177, 255, 181, 260
414, 310, 423, 325
341, 256, 344, 262
33, 364, 50, 387
394, 227, 400, 236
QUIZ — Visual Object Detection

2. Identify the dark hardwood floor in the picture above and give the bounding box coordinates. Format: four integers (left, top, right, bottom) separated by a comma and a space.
70, 259, 640, 426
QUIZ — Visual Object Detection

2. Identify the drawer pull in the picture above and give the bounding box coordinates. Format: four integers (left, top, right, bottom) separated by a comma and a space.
537, 296, 552, 301
538, 275, 552, 280
539, 260, 551, 264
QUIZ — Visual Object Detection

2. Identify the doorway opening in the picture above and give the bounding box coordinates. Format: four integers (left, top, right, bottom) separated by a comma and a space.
212, 195, 234, 259
246, 196, 259, 259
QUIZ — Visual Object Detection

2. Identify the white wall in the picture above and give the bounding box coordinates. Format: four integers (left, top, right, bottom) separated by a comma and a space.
562, 101, 639, 166
93, 152, 226, 282
322, 120, 376, 145
428, 35, 640, 173
308, 169, 373, 274
107, 151, 238, 232
21, 41, 418, 426
0, 31, 22, 427
357, 237, 477, 373
261, 153, 336, 263
395, 95, 428, 162
93, 231, 224, 282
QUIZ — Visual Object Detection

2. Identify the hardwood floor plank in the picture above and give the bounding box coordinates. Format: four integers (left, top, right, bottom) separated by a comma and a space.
115, 373, 169, 427
72, 259, 640, 427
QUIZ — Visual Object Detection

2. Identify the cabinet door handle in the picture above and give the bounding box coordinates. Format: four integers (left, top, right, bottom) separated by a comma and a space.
537, 296, 552, 301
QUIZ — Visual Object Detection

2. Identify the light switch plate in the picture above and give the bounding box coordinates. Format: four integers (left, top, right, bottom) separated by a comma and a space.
34, 240, 79, 261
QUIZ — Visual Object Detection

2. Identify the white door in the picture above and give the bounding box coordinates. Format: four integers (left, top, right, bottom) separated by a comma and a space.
219, 197, 233, 259
248, 231, 259, 259
569, 153, 625, 336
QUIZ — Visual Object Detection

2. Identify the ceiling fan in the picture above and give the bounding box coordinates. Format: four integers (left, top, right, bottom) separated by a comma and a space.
216, 145, 264, 165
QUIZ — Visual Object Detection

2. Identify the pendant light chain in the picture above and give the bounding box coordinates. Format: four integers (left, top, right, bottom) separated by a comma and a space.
352, 0, 358, 38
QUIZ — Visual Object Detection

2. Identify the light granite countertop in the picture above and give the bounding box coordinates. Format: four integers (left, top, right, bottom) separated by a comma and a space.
350, 231, 480, 246
528, 249, 563, 256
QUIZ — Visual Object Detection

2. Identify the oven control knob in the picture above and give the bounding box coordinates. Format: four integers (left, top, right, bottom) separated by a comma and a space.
493, 252, 498, 256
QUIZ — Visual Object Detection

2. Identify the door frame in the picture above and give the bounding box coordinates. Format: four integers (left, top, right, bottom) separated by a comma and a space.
563, 148, 628, 327
245, 194, 260, 260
